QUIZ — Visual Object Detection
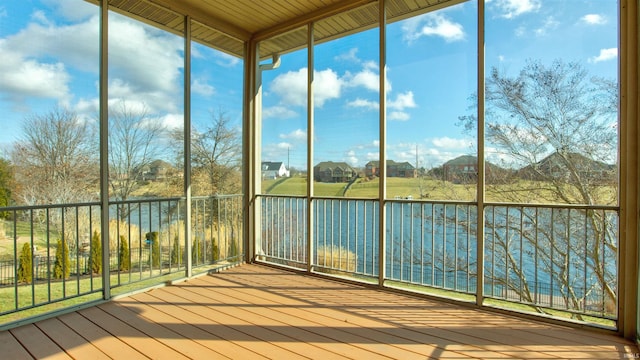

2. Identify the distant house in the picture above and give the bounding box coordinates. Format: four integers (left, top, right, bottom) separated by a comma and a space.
365, 160, 417, 178
518, 152, 615, 184
440, 155, 510, 184
138, 159, 176, 181
314, 161, 357, 183
442, 155, 478, 183
262, 161, 290, 180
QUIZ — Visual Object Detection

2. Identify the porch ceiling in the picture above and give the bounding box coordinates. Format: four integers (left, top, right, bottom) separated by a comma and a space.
102, 0, 463, 58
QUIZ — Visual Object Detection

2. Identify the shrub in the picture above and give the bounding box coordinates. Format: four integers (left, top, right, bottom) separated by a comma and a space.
145, 231, 160, 268
89, 230, 102, 274
211, 237, 219, 261
118, 235, 130, 271
53, 239, 70, 279
227, 239, 239, 262
171, 234, 182, 266
17, 242, 33, 283
192, 237, 201, 264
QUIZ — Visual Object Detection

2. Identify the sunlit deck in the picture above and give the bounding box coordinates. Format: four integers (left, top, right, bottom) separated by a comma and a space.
2, 264, 637, 359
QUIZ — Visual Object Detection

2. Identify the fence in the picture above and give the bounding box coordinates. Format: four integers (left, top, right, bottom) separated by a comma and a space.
258, 195, 618, 320
0, 195, 244, 317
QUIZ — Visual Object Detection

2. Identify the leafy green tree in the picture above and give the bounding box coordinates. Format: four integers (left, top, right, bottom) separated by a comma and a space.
89, 230, 102, 274
119, 235, 130, 271
17, 242, 33, 283
146, 231, 160, 268
0, 158, 15, 218
53, 239, 70, 279
171, 234, 182, 266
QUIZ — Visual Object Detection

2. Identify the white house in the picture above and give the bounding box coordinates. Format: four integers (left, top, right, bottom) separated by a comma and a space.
262, 161, 290, 179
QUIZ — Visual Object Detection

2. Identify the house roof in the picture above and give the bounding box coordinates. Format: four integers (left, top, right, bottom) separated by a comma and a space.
98, 0, 463, 59
366, 160, 415, 169
444, 155, 478, 166
314, 161, 354, 172
521, 152, 615, 173
262, 161, 284, 171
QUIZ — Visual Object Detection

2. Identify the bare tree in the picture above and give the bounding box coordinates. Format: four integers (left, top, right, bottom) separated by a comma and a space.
11, 108, 98, 250
172, 109, 241, 196
108, 101, 167, 203
457, 59, 618, 317
12, 108, 97, 205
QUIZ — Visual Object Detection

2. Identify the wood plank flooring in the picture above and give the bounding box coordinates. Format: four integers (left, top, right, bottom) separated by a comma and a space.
3, 264, 638, 359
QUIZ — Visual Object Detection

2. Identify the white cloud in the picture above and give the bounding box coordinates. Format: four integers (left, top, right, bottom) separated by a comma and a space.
107, 15, 184, 98
262, 142, 293, 162
589, 48, 618, 63
535, 16, 559, 36
388, 111, 410, 121
192, 79, 215, 97
314, 69, 344, 106
0, 13, 101, 105
153, 113, 183, 130
214, 51, 240, 67
346, 91, 415, 118
270, 68, 308, 107
581, 14, 607, 25
280, 129, 307, 141
335, 48, 360, 63
0, 9, 186, 116
74, 97, 99, 117
402, 13, 465, 43
491, 0, 541, 19
366, 152, 379, 161
432, 136, 471, 150
107, 78, 134, 99
263, 105, 298, 120
388, 91, 416, 111
344, 68, 379, 92
43, 0, 97, 21
344, 150, 358, 166
347, 98, 379, 110
0, 46, 70, 101
270, 67, 343, 108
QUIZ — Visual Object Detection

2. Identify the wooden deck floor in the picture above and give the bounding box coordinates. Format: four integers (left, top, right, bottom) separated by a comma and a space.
1, 264, 637, 359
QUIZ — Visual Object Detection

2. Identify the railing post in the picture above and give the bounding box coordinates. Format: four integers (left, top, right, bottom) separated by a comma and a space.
619, 0, 639, 339
99, 0, 111, 300
184, 15, 193, 278
307, 23, 315, 273
475, 0, 486, 307
378, 0, 387, 288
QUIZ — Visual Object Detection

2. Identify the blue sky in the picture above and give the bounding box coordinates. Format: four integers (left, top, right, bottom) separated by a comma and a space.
259, 0, 618, 170
0, 0, 618, 169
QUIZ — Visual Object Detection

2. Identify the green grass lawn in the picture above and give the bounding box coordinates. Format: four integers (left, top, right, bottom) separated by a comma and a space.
0, 219, 62, 260
264, 176, 616, 205
262, 176, 348, 197
262, 176, 478, 200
